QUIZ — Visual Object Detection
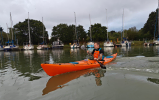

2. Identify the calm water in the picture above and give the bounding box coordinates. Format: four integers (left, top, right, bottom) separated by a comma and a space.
0, 46, 159, 100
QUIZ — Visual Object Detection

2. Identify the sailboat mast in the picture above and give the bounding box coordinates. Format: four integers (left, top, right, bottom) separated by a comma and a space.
158, 0, 159, 37
6, 23, 9, 41
28, 12, 31, 44
106, 9, 108, 41
89, 14, 92, 41
122, 9, 124, 38
42, 17, 44, 44
74, 12, 77, 40
10, 12, 13, 41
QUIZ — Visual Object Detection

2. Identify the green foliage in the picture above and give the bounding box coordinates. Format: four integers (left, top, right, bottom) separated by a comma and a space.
109, 31, 121, 41
88, 23, 107, 41
51, 24, 87, 43
13, 19, 48, 45
0, 31, 9, 44
142, 9, 158, 39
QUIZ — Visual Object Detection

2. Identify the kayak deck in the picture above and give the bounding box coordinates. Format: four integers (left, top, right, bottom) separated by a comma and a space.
41, 53, 117, 76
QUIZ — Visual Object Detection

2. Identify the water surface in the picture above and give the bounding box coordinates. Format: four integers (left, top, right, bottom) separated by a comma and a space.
0, 46, 159, 100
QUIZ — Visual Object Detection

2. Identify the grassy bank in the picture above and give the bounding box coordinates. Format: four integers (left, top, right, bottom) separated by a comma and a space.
131, 41, 144, 46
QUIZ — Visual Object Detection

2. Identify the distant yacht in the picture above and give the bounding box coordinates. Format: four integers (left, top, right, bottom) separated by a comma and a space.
121, 39, 131, 47
37, 43, 48, 50
154, 38, 159, 45
37, 17, 48, 50
86, 14, 94, 48
104, 9, 114, 47
87, 41, 94, 48
104, 41, 114, 47
23, 12, 34, 50
70, 40, 80, 49
4, 13, 19, 51
4, 40, 19, 51
121, 9, 131, 47
52, 38, 64, 48
70, 12, 80, 48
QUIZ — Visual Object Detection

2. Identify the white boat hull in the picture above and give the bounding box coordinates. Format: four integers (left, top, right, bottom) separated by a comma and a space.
121, 43, 126, 47
71, 45, 80, 48
154, 40, 159, 45
37, 45, 48, 50
121, 41, 131, 47
87, 42, 94, 48
23, 45, 34, 50
4, 45, 19, 51
104, 42, 114, 47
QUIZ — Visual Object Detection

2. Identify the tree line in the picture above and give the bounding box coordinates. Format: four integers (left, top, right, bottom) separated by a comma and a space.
0, 9, 158, 45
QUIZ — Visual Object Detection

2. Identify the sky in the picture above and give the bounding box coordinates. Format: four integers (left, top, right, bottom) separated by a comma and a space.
0, 0, 158, 38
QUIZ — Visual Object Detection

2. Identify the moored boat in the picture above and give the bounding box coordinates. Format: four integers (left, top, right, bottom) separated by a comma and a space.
87, 41, 94, 48
52, 39, 64, 48
23, 12, 34, 50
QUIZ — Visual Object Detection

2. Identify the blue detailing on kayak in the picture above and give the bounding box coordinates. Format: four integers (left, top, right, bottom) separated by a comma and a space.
69, 62, 79, 64
106, 56, 113, 58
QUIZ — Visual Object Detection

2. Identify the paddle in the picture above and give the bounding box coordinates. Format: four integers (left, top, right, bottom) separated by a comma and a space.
96, 60, 106, 69
87, 55, 106, 69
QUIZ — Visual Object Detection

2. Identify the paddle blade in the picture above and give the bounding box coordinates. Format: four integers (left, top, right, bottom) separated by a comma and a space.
100, 65, 106, 69
98, 62, 106, 69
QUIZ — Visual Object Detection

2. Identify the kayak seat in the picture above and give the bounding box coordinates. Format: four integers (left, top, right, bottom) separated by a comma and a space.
106, 56, 113, 58
69, 62, 79, 64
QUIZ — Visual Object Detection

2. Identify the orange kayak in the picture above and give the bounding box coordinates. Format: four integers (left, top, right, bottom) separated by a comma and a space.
41, 53, 117, 76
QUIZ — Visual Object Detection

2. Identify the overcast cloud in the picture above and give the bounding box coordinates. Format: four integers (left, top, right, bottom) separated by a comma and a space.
0, 0, 158, 38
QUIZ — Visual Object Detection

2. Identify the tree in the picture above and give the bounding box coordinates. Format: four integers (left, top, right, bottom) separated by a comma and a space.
142, 9, 158, 39
51, 24, 87, 44
76, 25, 87, 42
13, 19, 48, 45
88, 23, 107, 42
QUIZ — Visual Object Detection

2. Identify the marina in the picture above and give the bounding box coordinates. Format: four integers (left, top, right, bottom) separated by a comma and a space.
1, 0, 159, 100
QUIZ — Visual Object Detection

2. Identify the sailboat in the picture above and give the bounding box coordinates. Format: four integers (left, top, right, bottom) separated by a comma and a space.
37, 17, 48, 50
87, 14, 94, 48
71, 12, 80, 48
121, 9, 131, 47
23, 12, 34, 50
104, 9, 114, 47
153, 0, 159, 45
4, 12, 19, 51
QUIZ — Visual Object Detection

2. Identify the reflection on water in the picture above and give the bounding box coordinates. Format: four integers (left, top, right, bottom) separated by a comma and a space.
24, 50, 34, 56
70, 48, 80, 53
147, 78, 159, 84
51, 49, 64, 63
104, 47, 114, 55
153, 46, 159, 56
42, 69, 106, 95
37, 50, 48, 56
87, 48, 94, 52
